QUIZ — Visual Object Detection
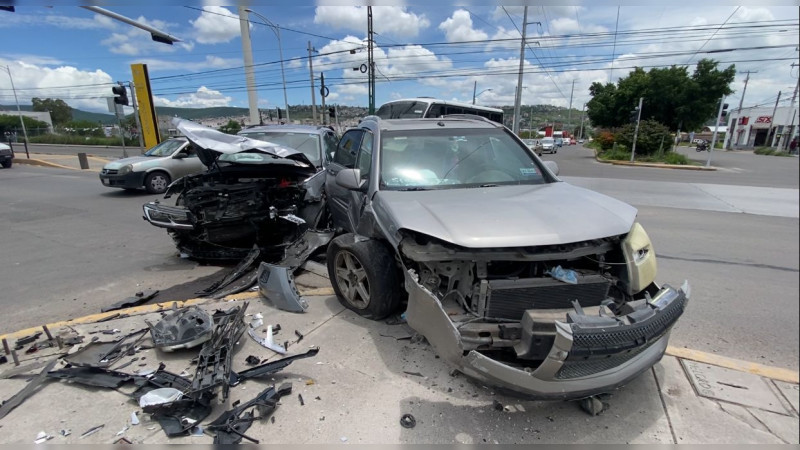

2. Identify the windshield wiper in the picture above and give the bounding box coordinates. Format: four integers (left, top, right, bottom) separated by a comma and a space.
479, 184, 499, 187
397, 187, 431, 191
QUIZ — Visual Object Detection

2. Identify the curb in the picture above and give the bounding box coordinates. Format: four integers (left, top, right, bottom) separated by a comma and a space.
12, 157, 78, 171
665, 346, 798, 384
591, 149, 716, 171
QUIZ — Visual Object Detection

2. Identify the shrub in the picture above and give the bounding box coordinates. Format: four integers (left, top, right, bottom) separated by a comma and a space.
597, 147, 631, 161
662, 152, 690, 165
595, 130, 616, 150
614, 120, 671, 156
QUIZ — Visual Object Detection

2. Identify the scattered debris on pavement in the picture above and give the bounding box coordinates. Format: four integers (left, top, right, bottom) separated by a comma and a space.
400, 414, 416, 429
102, 289, 160, 313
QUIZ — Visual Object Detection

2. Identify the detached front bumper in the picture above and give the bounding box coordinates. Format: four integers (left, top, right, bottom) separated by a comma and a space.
142, 202, 196, 230
405, 273, 689, 400
99, 171, 146, 189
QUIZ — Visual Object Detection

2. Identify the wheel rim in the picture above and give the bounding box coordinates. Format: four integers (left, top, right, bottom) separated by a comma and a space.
150, 175, 168, 192
333, 250, 370, 309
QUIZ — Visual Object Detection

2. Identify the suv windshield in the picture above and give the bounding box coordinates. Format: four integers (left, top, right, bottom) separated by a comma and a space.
238, 131, 321, 166
144, 139, 185, 157
380, 128, 548, 190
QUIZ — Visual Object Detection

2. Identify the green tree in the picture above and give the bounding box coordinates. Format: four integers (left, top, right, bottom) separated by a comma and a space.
587, 59, 735, 131
0, 114, 49, 138
218, 119, 241, 135
31, 97, 73, 126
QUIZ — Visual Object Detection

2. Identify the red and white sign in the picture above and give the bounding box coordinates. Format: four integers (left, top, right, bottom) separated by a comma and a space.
755, 116, 772, 124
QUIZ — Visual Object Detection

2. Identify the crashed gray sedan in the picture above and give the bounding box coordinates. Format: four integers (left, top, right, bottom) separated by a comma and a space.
323, 116, 689, 399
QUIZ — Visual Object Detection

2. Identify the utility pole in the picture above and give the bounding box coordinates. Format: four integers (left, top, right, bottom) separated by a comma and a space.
238, 7, 260, 126
1, 65, 29, 159
367, 6, 376, 114
707, 96, 726, 167
567, 79, 575, 135
127, 81, 144, 152
320, 72, 327, 126
472, 81, 477, 105
307, 41, 318, 125
630, 97, 643, 162
726, 70, 756, 149
783, 76, 799, 150
512, 6, 528, 135
768, 91, 781, 147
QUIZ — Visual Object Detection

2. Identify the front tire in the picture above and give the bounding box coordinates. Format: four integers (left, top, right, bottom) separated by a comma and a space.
1, 160, 11, 168
327, 235, 404, 320
145, 171, 171, 194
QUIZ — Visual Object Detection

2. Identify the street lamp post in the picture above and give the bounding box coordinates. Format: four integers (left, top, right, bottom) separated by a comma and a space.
245, 9, 290, 123
1, 65, 30, 159
473, 88, 492, 105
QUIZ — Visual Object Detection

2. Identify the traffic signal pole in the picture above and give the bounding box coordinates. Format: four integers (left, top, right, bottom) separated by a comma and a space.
127, 81, 144, 152
707, 96, 727, 167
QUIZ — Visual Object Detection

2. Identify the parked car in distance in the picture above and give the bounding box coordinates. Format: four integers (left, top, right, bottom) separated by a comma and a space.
540, 137, 557, 154
578, 139, 585, 144
99, 138, 205, 194
554, 138, 564, 148
323, 115, 689, 400
569, 138, 577, 145
522, 138, 542, 156
0, 143, 13, 168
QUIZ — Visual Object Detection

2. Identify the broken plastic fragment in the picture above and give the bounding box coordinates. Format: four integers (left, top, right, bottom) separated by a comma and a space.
139, 388, 184, 407
80, 424, 105, 439
131, 412, 139, 425
147, 306, 213, 352
545, 265, 578, 284
34, 431, 52, 444
248, 326, 286, 355
250, 313, 264, 330
116, 426, 129, 436
60, 429, 71, 437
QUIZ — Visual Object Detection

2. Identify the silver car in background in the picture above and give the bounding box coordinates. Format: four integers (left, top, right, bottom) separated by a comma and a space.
99, 138, 205, 194
323, 115, 689, 399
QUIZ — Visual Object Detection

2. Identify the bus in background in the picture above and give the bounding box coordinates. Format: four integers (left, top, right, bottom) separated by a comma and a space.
376, 98, 504, 124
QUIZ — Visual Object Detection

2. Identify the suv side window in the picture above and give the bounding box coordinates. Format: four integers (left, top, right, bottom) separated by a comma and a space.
323, 132, 338, 163
334, 130, 363, 168
356, 131, 373, 180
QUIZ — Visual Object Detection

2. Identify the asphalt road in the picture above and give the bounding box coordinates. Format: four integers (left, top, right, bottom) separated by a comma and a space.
0, 158, 797, 370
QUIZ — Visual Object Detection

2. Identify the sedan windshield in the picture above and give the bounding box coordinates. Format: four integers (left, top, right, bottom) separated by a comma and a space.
380, 128, 549, 190
144, 139, 185, 157
239, 131, 321, 166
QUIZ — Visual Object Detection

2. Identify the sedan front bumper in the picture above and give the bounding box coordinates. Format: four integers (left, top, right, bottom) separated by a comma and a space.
404, 272, 689, 400
99, 170, 146, 189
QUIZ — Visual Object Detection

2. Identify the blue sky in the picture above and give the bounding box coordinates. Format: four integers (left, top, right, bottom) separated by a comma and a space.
0, 3, 797, 117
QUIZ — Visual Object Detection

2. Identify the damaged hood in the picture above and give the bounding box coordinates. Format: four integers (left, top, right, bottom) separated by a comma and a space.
173, 118, 313, 167
373, 182, 637, 248
102, 156, 158, 169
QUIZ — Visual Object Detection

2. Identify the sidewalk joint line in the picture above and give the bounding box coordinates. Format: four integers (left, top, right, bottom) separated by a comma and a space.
652, 366, 678, 444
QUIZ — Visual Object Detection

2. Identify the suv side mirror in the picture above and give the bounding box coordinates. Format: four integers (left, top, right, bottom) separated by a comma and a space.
173, 152, 187, 159
336, 168, 365, 191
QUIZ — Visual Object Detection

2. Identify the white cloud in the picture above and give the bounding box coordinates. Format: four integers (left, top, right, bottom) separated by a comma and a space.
438, 10, 488, 43
549, 17, 607, 34
191, 6, 242, 44
153, 86, 232, 108
0, 59, 114, 112
314, 6, 430, 38
133, 55, 241, 73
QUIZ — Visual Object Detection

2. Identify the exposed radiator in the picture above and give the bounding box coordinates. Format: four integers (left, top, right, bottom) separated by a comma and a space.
485, 274, 610, 320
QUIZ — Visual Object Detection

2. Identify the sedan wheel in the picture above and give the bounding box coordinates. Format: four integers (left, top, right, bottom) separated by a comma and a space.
145, 171, 171, 194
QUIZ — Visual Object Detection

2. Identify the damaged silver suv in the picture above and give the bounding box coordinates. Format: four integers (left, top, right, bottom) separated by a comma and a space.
324, 115, 689, 400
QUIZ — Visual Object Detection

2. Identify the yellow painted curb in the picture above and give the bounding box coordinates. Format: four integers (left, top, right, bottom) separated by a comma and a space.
666, 346, 799, 384
13, 158, 77, 171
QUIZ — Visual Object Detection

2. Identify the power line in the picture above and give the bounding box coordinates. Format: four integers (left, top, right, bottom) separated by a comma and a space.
685, 6, 741, 65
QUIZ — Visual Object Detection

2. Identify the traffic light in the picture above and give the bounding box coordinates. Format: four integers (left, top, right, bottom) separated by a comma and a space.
277, 108, 283, 120
112, 85, 128, 106
629, 108, 639, 124
721, 103, 729, 119
329, 107, 336, 119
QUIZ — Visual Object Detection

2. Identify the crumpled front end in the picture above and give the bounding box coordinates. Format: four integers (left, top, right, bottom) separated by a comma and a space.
399, 228, 689, 400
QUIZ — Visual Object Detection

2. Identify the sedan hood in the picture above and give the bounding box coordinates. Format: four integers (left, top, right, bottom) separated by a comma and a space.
173, 118, 313, 167
103, 156, 155, 170
373, 182, 637, 248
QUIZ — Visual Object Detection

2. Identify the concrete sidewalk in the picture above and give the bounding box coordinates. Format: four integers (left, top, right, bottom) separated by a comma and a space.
0, 269, 797, 444
11, 152, 111, 172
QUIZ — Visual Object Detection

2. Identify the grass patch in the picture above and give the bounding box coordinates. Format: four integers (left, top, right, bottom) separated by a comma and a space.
597, 148, 693, 165
754, 147, 794, 157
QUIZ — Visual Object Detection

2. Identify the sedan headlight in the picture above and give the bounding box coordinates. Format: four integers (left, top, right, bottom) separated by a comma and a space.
622, 222, 657, 294
118, 164, 133, 175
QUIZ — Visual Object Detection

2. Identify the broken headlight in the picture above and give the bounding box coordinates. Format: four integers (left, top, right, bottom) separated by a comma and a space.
118, 164, 133, 175
622, 222, 657, 294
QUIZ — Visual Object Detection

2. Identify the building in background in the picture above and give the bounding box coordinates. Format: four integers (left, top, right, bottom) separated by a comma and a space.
724, 106, 798, 149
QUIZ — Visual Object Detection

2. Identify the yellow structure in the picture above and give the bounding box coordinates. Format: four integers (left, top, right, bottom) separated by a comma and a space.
130, 63, 160, 148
